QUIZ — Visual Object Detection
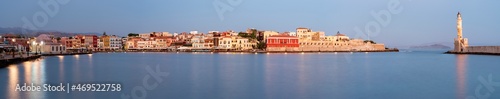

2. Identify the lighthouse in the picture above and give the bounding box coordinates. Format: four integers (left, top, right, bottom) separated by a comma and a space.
454, 12, 468, 52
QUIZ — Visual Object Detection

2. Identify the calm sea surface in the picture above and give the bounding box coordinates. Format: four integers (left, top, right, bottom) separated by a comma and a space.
1, 50, 500, 99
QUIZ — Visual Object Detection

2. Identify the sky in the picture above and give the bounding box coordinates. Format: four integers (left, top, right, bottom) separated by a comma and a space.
1, 0, 499, 47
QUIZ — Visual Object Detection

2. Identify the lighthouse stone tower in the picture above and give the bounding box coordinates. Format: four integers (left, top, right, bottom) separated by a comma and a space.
454, 12, 468, 52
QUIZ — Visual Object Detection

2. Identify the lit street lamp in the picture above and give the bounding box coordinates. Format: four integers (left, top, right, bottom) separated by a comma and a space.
40, 41, 44, 55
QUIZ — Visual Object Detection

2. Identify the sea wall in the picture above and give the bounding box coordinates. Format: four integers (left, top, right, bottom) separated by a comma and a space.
465, 46, 500, 54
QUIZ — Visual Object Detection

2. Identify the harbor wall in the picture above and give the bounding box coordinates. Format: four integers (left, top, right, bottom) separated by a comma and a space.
465, 46, 500, 54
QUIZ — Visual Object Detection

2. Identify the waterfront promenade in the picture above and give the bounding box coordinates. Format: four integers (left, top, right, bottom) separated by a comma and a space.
0, 52, 93, 67
0, 54, 41, 67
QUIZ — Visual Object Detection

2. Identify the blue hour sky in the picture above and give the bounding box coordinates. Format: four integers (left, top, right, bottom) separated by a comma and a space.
1, 0, 499, 47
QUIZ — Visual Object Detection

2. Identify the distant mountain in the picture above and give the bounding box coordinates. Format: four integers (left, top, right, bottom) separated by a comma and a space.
410, 44, 452, 49
0, 27, 100, 37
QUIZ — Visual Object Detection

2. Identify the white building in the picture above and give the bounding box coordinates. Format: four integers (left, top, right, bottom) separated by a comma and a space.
98, 38, 104, 48
289, 32, 297, 36
190, 31, 199, 35
110, 36, 122, 50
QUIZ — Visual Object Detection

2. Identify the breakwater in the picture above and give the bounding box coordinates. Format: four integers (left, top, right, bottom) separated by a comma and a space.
445, 46, 500, 56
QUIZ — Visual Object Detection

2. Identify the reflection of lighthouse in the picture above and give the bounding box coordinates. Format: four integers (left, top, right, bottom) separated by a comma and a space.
454, 12, 468, 52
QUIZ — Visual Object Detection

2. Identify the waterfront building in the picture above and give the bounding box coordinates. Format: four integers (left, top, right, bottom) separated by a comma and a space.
40, 42, 66, 54
97, 38, 103, 49
137, 40, 156, 49
266, 35, 300, 51
233, 37, 256, 50
84, 35, 98, 51
109, 36, 122, 50
204, 38, 215, 49
125, 37, 142, 50
294, 28, 386, 52
218, 37, 233, 49
296, 27, 325, 41
191, 35, 207, 49
154, 37, 173, 49
100, 35, 110, 50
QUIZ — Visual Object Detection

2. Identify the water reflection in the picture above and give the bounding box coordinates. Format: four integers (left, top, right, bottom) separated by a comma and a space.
6, 59, 47, 99
297, 55, 307, 98
74, 55, 79, 60
263, 55, 275, 99
59, 56, 65, 82
7, 66, 19, 99
456, 55, 467, 99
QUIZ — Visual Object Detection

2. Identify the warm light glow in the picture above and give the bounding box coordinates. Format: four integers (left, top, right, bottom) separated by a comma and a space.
58, 56, 64, 62
7, 66, 19, 99
74, 55, 80, 60
456, 55, 467, 99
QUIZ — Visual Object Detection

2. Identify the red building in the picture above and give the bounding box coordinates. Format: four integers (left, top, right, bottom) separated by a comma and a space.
266, 35, 299, 48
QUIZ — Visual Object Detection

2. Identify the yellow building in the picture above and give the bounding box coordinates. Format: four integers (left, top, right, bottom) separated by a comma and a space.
100, 35, 111, 49
262, 31, 279, 42
296, 27, 325, 41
